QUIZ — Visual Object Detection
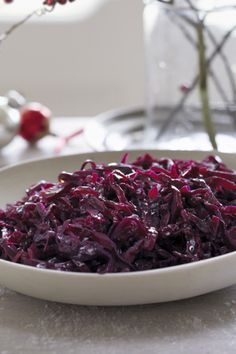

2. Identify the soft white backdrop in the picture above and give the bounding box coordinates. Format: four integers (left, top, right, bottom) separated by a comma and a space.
0, 0, 144, 116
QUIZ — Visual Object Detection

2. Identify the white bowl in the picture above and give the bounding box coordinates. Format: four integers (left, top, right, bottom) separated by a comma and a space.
0, 150, 235, 306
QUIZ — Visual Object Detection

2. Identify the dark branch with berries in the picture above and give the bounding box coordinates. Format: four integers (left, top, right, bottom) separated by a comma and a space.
1, 0, 76, 45
4, 0, 76, 4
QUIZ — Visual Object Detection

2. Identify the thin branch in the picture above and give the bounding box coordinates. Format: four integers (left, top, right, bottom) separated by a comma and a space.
157, 23, 236, 139
197, 21, 217, 149
185, 0, 199, 25
171, 13, 234, 117
0, 12, 34, 44
167, 9, 197, 27
170, 13, 197, 46
0, 5, 55, 46
185, 0, 199, 15
206, 28, 236, 103
209, 72, 230, 106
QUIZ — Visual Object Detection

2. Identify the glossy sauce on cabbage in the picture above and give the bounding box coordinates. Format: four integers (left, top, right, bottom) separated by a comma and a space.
0, 154, 236, 273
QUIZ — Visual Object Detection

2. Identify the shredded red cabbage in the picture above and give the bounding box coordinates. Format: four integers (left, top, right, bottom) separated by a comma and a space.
0, 154, 236, 273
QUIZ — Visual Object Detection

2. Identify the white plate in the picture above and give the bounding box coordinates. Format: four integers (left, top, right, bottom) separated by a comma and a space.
0, 150, 236, 306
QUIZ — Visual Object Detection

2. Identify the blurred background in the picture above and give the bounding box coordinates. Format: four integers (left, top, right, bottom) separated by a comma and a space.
0, 0, 144, 116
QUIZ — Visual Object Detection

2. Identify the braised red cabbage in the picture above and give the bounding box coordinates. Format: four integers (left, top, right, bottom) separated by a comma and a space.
0, 154, 236, 273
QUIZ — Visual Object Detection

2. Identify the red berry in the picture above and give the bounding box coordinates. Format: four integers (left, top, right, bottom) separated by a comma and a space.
19, 103, 51, 143
44, 0, 56, 5
180, 84, 190, 93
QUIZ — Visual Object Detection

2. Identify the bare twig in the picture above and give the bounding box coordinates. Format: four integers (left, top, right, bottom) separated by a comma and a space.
197, 21, 217, 149
168, 10, 196, 27
0, 12, 34, 44
206, 28, 236, 103
185, 0, 217, 147
185, 0, 198, 14
157, 21, 236, 140
170, 13, 197, 45
171, 13, 233, 111
0, 5, 55, 46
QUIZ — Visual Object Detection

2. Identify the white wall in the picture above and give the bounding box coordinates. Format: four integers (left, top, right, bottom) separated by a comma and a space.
0, 0, 145, 116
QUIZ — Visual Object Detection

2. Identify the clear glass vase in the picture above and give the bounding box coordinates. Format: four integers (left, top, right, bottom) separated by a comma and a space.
143, 0, 236, 151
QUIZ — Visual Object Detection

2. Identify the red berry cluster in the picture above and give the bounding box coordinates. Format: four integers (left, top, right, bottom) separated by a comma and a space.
4, 0, 76, 4
44, 0, 76, 5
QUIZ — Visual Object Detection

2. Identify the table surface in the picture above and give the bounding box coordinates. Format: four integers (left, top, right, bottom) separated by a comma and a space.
1, 117, 236, 354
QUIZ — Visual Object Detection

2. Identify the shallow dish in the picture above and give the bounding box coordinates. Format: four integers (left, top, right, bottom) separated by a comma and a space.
0, 150, 235, 306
